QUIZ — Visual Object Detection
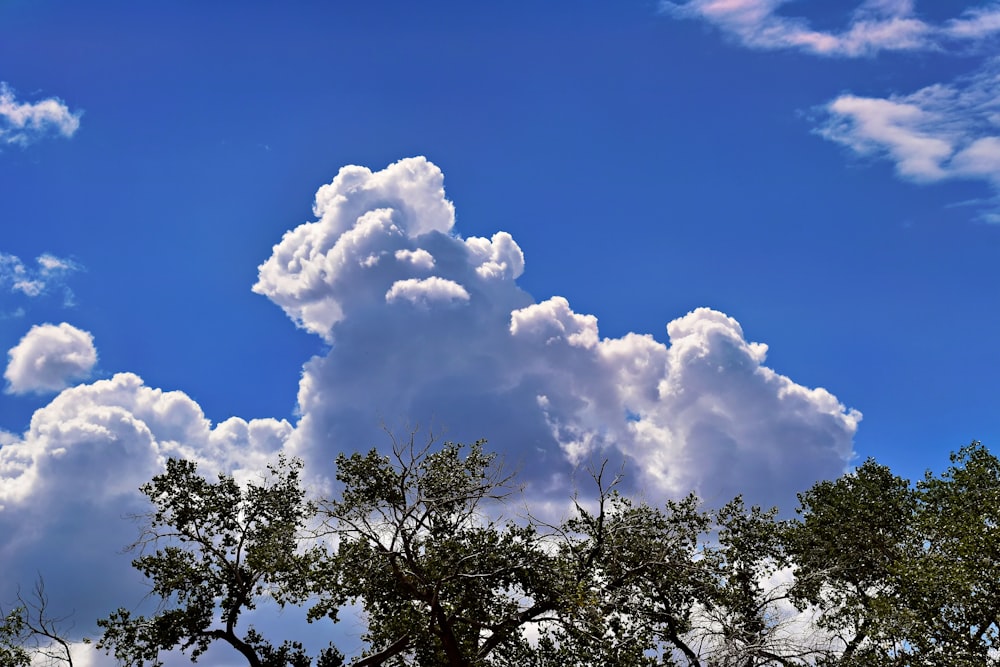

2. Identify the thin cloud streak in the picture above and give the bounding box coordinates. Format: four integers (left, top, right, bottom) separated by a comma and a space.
661, 0, 1000, 57
662, 2, 1000, 218
817, 58, 1000, 217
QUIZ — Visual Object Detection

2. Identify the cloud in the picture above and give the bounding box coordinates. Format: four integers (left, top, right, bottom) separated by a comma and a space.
514, 301, 861, 504
259, 157, 860, 509
254, 158, 459, 340
0, 252, 81, 306
944, 4, 1000, 41
0, 157, 861, 664
0, 371, 292, 510
385, 276, 471, 306
5, 322, 98, 394
0, 83, 81, 146
394, 248, 436, 270
661, 0, 1000, 56
0, 370, 293, 634
661, 3, 1000, 217
817, 58, 1000, 200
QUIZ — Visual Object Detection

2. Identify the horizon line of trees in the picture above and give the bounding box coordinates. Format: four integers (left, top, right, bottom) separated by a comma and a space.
3, 436, 999, 667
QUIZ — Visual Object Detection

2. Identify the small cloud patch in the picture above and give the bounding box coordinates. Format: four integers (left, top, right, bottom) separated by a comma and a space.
5, 322, 97, 394
0, 83, 81, 146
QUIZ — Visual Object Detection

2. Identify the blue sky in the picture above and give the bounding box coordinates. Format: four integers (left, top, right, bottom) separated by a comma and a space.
1, 1, 999, 664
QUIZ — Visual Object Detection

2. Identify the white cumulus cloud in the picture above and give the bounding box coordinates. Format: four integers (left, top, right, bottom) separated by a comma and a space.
253, 158, 529, 343
394, 248, 436, 270
385, 276, 471, 306
0, 83, 81, 146
515, 302, 861, 503
257, 157, 860, 510
5, 322, 97, 394
0, 157, 863, 664
0, 369, 293, 632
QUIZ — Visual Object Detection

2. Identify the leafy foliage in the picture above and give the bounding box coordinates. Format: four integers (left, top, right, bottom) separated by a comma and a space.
906, 441, 1000, 664
0, 606, 31, 667
536, 464, 708, 666
97, 456, 340, 667
787, 441, 1000, 666
91, 437, 1000, 667
785, 458, 919, 665
313, 437, 556, 667
693, 499, 801, 665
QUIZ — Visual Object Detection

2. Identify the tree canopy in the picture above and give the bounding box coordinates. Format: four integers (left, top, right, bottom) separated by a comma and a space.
10, 437, 998, 666
96, 456, 340, 667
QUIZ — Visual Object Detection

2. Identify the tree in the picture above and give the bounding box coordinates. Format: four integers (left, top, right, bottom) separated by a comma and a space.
97, 456, 340, 667
1, 577, 77, 667
904, 441, 1000, 665
95, 435, 1000, 667
308, 436, 558, 667
784, 458, 919, 666
531, 464, 709, 667
687, 497, 824, 667
0, 606, 30, 667
785, 444, 1000, 666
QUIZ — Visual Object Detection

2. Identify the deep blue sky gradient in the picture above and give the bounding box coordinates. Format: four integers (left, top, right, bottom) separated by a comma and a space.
1, 8, 999, 657
6, 1, 994, 481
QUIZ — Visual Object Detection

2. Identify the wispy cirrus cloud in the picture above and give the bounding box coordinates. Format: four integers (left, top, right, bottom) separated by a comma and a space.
818, 57, 1000, 219
817, 58, 1000, 179
663, 2, 1000, 218
0, 251, 81, 307
661, 0, 1000, 57
0, 82, 81, 146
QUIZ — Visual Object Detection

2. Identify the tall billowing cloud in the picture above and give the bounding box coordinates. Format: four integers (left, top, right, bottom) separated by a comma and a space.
256, 157, 860, 508
0, 158, 860, 664
0, 82, 81, 146
5, 322, 97, 394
